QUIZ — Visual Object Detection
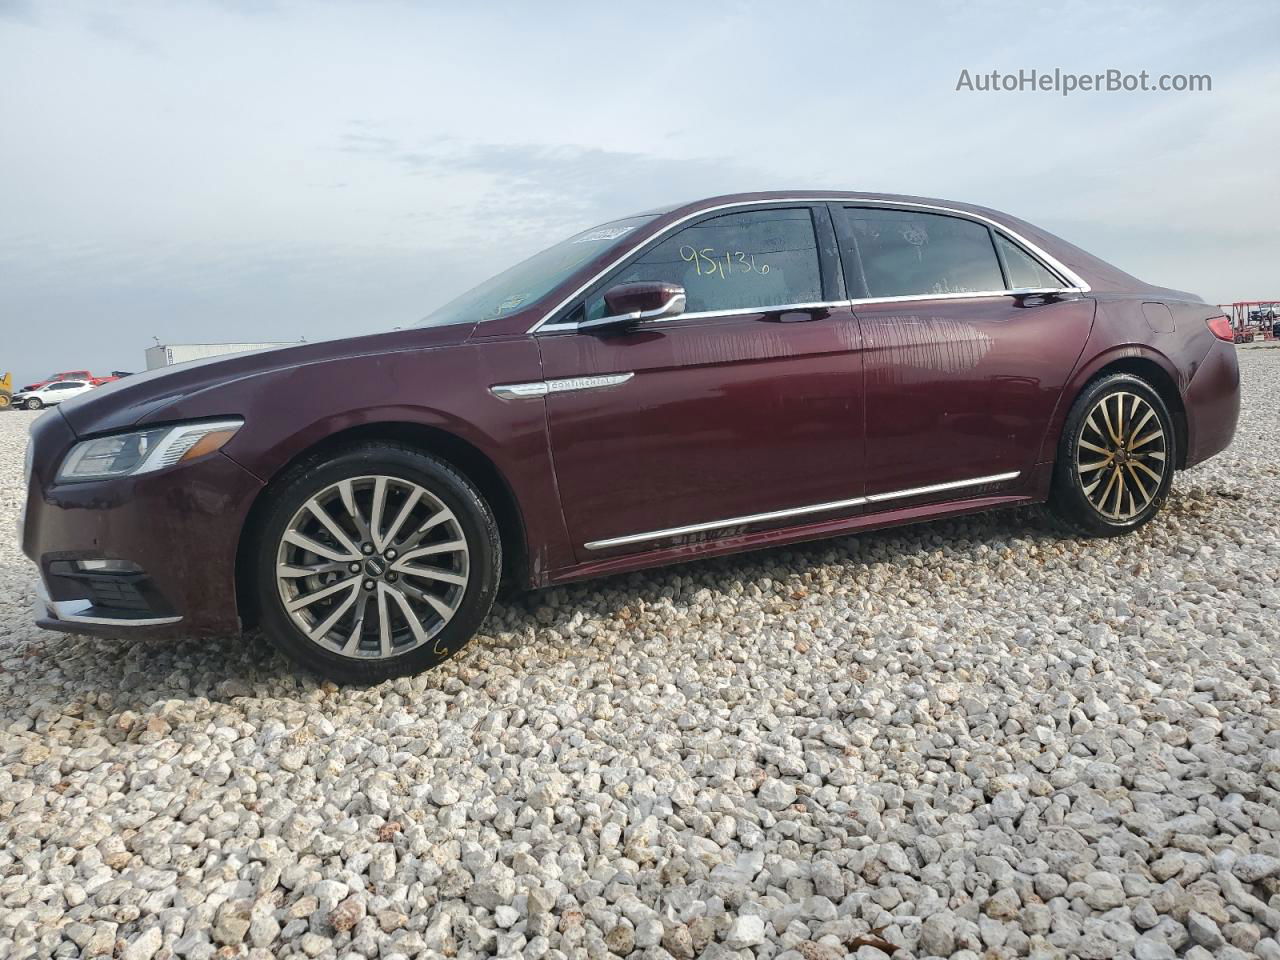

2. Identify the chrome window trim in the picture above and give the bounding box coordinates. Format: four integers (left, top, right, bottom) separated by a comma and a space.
528, 197, 1091, 335
538, 299, 847, 334
535, 288, 1083, 335
677, 300, 839, 322
847, 287, 1082, 307
583, 470, 1021, 550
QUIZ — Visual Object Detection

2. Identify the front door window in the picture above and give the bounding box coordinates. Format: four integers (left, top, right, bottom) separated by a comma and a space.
585, 208, 823, 320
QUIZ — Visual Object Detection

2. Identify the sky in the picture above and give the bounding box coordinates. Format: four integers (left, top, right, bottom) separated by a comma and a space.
2, 0, 1278, 384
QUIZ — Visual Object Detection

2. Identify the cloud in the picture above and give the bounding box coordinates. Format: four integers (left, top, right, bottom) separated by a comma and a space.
1, 0, 1277, 381
0, 0, 35, 22
338, 133, 766, 226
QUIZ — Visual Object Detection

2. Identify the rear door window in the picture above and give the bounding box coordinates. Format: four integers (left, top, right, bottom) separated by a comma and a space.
836, 207, 1004, 298
994, 233, 1065, 289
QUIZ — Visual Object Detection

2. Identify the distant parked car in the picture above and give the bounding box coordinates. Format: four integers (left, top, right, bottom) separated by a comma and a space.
12, 379, 95, 410
21, 370, 118, 392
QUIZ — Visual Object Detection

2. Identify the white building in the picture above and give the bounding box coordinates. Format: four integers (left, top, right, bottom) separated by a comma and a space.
145, 341, 302, 370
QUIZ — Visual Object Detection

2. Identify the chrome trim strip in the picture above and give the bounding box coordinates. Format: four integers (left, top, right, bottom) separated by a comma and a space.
490, 381, 549, 400
584, 495, 870, 550
539, 289, 1084, 334
679, 300, 839, 320
528, 196, 1090, 334
847, 289, 1080, 308
864, 471, 1021, 504
582, 470, 1022, 550
34, 579, 183, 627
540, 299, 846, 333
490, 372, 635, 400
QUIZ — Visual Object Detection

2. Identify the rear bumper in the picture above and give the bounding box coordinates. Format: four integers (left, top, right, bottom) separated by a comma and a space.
22, 410, 263, 639
1183, 338, 1241, 468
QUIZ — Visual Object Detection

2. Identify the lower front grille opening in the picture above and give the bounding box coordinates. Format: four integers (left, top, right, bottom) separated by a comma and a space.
45, 560, 177, 622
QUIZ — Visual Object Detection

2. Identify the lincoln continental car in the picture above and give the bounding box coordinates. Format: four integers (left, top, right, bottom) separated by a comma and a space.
22, 192, 1240, 681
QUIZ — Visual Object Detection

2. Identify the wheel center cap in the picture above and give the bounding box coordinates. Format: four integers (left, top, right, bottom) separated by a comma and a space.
364, 556, 388, 578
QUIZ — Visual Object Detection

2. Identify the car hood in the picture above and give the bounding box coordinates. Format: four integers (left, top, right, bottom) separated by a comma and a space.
58, 323, 477, 437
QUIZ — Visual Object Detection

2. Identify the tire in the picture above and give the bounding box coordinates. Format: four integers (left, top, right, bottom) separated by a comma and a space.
26, 398, 42, 410
254, 442, 501, 683
1049, 373, 1176, 537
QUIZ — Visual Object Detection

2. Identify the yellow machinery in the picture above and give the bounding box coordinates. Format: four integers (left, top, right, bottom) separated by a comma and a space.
0, 372, 11, 410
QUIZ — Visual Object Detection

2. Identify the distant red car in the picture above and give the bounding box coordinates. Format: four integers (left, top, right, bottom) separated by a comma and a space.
22, 191, 1240, 682
21, 370, 118, 392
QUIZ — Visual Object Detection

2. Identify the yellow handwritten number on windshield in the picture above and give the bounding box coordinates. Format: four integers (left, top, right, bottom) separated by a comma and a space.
679, 245, 770, 279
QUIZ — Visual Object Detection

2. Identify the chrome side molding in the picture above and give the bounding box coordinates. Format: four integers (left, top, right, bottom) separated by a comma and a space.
583, 470, 1021, 550
864, 471, 1020, 503
490, 372, 635, 400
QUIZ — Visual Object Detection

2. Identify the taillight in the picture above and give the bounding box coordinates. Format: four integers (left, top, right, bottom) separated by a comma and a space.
1206, 315, 1234, 341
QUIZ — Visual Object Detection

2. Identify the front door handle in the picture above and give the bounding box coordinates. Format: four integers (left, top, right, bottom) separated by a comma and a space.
770, 306, 831, 323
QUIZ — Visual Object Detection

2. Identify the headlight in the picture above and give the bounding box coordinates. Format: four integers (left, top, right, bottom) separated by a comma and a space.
57, 419, 243, 483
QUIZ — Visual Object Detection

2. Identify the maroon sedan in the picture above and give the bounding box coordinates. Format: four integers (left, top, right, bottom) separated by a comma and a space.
22, 192, 1240, 682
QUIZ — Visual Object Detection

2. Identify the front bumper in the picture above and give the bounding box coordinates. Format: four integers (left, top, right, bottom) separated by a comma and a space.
22, 410, 264, 639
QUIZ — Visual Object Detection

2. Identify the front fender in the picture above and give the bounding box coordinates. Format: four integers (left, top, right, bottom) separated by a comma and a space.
144, 337, 573, 585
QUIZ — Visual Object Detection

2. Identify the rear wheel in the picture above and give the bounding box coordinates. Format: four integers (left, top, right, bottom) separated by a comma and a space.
255, 443, 501, 683
1049, 373, 1175, 536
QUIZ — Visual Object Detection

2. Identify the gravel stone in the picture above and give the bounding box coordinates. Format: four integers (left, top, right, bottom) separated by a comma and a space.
121, 927, 164, 960
725, 914, 766, 948
1233, 854, 1280, 883
920, 913, 957, 955
2, 350, 1280, 957
1188, 911, 1226, 950
756, 778, 797, 811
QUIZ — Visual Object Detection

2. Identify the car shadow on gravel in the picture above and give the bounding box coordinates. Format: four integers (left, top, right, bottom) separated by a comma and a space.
2, 495, 1198, 712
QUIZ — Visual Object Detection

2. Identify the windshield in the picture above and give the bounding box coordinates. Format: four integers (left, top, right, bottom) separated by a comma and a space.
417, 215, 655, 328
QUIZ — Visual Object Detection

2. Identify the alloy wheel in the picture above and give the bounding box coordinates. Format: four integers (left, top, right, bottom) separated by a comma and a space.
1076, 391, 1167, 523
275, 475, 470, 659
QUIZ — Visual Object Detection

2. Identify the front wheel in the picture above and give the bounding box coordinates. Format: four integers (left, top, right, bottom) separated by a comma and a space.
25, 398, 42, 410
254, 443, 501, 683
1049, 373, 1175, 537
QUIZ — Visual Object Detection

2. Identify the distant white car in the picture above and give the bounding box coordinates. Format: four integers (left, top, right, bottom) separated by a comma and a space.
12, 379, 95, 410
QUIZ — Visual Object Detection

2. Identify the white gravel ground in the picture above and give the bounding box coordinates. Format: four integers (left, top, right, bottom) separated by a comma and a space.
2, 351, 1279, 960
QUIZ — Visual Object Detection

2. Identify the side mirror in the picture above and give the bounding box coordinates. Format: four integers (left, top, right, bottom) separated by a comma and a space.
578, 281, 686, 333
